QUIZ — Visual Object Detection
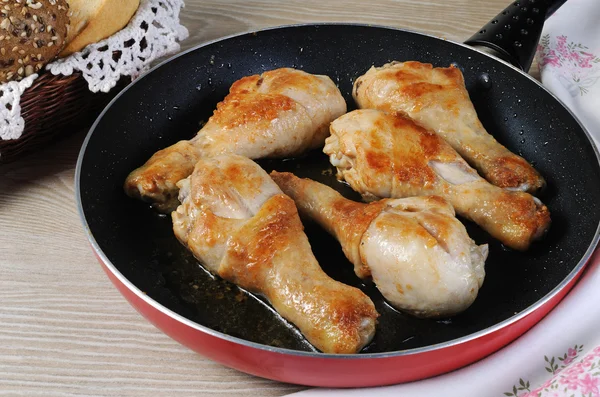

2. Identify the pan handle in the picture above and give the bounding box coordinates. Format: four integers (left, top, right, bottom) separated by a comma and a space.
464, 0, 567, 71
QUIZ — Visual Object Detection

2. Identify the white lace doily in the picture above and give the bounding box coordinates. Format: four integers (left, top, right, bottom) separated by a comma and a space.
0, 0, 189, 141
0, 74, 38, 140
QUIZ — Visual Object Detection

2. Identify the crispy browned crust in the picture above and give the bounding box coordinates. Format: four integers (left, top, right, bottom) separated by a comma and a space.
172, 156, 378, 354
124, 68, 345, 212
353, 61, 546, 194
210, 92, 296, 129
124, 140, 200, 212
327, 109, 551, 251
221, 194, 378, 354
271, 170, 385, 279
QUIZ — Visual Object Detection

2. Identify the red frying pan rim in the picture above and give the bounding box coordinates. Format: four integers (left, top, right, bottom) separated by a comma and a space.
75, 23, 600, 360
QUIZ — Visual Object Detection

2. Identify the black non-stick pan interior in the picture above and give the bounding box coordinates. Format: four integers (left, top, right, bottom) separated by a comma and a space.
79, 25, 600, 353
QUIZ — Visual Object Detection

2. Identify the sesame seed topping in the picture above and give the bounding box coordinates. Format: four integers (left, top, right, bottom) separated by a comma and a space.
0, 18, 10, 29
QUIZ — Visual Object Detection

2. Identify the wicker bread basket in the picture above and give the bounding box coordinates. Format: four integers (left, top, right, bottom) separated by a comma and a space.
0, 0, 188, 164
0, 72, 129, 163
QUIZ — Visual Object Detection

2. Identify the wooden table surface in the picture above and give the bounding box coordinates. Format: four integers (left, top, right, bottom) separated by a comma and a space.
0, 0, 520, 395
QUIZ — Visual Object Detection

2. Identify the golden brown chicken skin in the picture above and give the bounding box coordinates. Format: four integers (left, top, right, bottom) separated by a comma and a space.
172, 154, 378, 354
125, 68, 347, 212
271, 171, 487, 318
353, 61, 546, 194
324, 109, 551, 251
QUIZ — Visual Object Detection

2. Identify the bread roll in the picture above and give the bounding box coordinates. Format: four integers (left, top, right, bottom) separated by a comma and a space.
0, 0, 70, 83
60, 0, 140, 57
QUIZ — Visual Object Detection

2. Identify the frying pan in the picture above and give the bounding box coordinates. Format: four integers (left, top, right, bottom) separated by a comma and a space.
76, 0, 600, 388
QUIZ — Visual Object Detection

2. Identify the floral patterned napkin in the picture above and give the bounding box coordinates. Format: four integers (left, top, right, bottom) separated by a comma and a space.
290, 0, 600, 396
536, 0, 600, 145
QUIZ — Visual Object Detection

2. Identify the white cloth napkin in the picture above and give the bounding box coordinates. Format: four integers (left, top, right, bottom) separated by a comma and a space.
290, 0, 600, 395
